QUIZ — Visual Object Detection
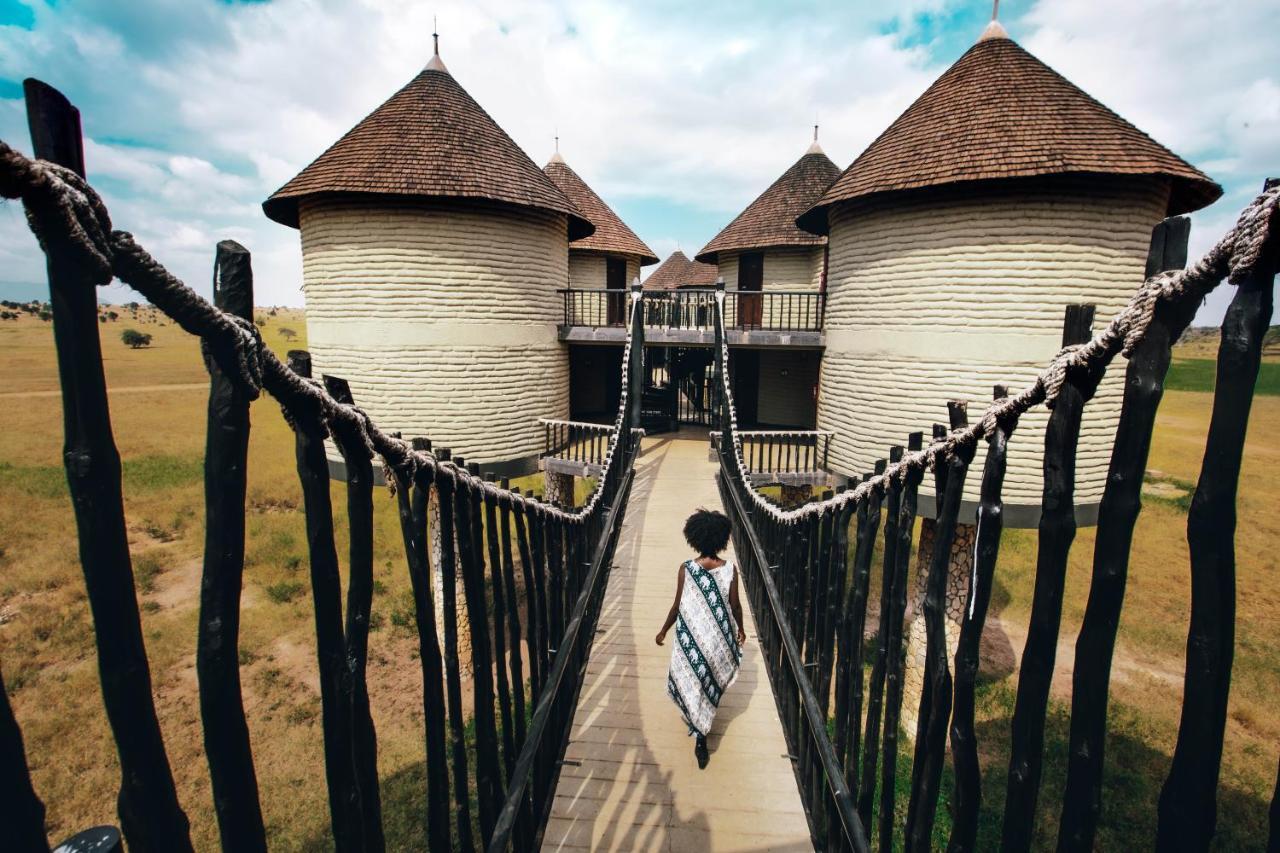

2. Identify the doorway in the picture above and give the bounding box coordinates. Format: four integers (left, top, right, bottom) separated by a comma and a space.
738, 251, 763, 328
606, 256, 627, 325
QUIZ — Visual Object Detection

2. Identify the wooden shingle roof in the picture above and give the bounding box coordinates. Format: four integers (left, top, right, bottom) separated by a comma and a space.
643, 251, 719, 291
696, 144, 840, 264
263, 57, 593, 239
544, 156, 658, 265
798, 27, 1220, 234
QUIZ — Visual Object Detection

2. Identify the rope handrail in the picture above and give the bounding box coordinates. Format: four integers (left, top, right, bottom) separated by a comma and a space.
0, 139, 643, 524
712, 184, 1280, 524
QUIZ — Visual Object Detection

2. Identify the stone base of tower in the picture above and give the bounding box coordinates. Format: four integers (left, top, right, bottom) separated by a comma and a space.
543, 470, 576, 507
901, 518, 975, 741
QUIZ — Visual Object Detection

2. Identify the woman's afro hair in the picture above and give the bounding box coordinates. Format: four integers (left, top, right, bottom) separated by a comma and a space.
683, 508, 732, 557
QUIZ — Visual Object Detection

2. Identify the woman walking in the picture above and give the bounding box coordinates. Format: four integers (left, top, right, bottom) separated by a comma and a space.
655, 508, 746, 768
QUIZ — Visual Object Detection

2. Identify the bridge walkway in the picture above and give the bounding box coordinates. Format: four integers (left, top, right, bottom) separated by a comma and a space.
544, 432, 812, 851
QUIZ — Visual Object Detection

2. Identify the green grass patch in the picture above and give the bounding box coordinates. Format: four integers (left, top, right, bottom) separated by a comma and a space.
265, 580, 306, 604
1166, 358, 1280, 395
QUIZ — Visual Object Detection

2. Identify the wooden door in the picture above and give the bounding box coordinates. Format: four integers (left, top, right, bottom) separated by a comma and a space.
606, 256, 627, 325
738, 251, 763, 328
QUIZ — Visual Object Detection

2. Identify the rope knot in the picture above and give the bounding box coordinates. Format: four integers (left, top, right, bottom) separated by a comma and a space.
0, 144, 114, 285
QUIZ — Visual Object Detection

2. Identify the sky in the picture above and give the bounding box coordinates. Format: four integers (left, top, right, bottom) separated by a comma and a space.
0, 0, 1276, 324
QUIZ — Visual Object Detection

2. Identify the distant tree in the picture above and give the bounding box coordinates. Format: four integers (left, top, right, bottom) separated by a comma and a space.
279, 327, 298, 341
125, 301, 140, 310
38, 310, 51, 322
108, 310, 119, 321
254, 316, 267, 328
269, 307, 278, 316
121, 328, 152, 348
99, 315, 107, 323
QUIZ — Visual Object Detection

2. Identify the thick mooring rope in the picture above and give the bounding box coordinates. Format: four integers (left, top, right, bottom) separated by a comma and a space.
714, 182, 1280, 524
0, 140, 641, 524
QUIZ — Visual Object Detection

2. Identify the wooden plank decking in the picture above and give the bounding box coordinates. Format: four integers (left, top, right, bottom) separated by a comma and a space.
545, 433, 812, 851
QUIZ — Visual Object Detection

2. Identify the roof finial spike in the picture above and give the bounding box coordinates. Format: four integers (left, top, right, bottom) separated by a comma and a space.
806, 119, 825, 155
979, 0, 1009, 41
426, 15, 449, 71
547, 127, 565, 164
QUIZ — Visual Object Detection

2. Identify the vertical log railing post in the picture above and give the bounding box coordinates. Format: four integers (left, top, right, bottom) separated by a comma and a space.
287, 351, 360, 852
949, 386, 1018, 853
0, 666, 49, 852
879, 431, 924, 851
197, 240, 267, 852
1059, 216, 1192, 849
1001, 304, 1104, 851
322, 375, 385, 853
23, 77, 193, 852
1158, 179, 1278, 850
906, 403, 974, 851
398, 440, 451, 852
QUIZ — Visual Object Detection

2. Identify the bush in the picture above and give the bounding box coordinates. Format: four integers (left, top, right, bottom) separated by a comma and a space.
121, 328, 153, 348
279, 327, 298, 341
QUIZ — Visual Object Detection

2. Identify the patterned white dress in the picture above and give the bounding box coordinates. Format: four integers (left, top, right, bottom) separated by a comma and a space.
666, 559, 742, 736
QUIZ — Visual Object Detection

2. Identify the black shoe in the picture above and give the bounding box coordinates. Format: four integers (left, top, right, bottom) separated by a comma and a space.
695, 734, 709, 769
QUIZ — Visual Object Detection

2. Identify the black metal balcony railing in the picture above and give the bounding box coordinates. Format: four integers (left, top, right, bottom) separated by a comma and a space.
561, 288, 825, 333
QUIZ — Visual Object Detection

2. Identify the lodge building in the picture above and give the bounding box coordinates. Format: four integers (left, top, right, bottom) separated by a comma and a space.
266, 22, 1218, 525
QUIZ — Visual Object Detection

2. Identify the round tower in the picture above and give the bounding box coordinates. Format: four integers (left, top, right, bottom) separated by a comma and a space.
799, 21, 1220, 520
544, 149, 657, 292
697, 131, 841, 301
697, 133, 841, 429
264, 44, 592, 474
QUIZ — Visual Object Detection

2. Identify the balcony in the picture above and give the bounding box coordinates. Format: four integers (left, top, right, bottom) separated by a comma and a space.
558, 288, 825, 348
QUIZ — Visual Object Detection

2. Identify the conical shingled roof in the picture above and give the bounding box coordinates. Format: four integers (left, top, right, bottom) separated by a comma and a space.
643, 250, 719, 291
544, 157, 658, 265
263, 60, 593, 239
797, 29, 1220, 234
696, 145, 841, 264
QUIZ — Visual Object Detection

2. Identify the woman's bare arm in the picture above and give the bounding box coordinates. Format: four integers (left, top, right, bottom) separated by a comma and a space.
729, 572, 746, 645
655, 565, 686, 645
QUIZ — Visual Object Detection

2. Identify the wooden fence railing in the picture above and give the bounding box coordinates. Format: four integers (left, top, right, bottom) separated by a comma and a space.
0, 79, 645, 852
561, 287, 825, 332
709, 184, 1279, 852
539, 418, 615, 468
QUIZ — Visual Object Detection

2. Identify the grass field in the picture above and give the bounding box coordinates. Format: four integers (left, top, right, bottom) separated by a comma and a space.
1, 309, 1277, 849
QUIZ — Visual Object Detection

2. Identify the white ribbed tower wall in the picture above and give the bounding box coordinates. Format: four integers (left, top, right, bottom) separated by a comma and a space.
814, 176, 1173, 737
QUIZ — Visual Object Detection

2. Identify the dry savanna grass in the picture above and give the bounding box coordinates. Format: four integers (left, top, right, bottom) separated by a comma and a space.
0, 308, 548, 849
1, 306, 1277, 850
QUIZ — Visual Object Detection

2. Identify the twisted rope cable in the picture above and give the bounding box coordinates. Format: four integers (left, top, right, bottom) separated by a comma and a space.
715, 182, 1280, 524
0, 139, 642, 524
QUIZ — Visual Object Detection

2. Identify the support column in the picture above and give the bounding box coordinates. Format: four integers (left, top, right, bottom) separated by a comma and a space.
543, 470, 575, 507
780, 483, 813, 505
901, 517, 976, 740
430, 487, 472, 678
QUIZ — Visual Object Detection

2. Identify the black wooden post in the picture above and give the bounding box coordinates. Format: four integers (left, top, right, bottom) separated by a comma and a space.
0, 665, 49, 852
23, 77, 193, 852
433, 461, 475, 852
397, 441, 451, 852
880, 431, 924, 852
498, 479, 529, 752
484, 474, 517, 779
949, 386, 1018, 853
843, 461, 885, 805
196, 240, 267, 852
1002, 304, 1105, 851
1158, 179, 1278, 850
860, 446, 904, 829
287, 351, 361, 851
907, 404, 974, 852
453, 474, 503, 843
1059, 217, 1192, 850
322, 375, 385, 853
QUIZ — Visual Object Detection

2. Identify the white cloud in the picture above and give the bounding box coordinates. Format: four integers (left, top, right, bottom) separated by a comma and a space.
1, 0, 1274, 325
